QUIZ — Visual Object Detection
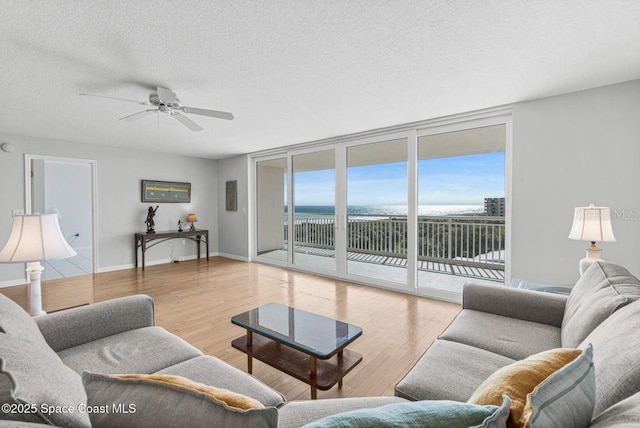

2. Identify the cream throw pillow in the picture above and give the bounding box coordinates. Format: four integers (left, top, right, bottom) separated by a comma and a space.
82, 371, 277, 428
114, 374, 264, 410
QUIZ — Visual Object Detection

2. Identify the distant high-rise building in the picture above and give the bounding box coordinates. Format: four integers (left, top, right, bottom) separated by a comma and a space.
484, 197, 505, 216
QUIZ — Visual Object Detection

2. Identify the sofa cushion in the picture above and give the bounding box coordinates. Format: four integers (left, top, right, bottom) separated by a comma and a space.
0, 293, 49, 347
302, 396, 511, 428
579, 299, 640, 416
278, 397, 409, 428
82, 372, 277, 428
58, 326, 202, 375
0, 334, 91, 427
522, 344, 595, 428
468, 347, 583, 428
562, 261, 640, 347
439, 309, 561, 360
35, 294, 156, 352
589, 390, 640, 427
157, 355, 285, 408
394, 339, 515, 402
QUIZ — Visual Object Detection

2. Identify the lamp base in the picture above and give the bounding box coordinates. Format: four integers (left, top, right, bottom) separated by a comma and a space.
26, 261, 46, 316
578, 246, 603, 276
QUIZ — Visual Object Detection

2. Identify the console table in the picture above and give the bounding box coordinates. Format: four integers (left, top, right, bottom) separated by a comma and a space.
134, 230, 209, 270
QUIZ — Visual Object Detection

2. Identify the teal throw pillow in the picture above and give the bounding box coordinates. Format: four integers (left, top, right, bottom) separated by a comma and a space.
525, 343, 595, 428
303, 395, 510, 428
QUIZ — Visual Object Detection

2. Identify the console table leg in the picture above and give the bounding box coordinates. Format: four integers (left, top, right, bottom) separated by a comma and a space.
247, 331, 253, 374
337, 349, 344, 388
141, 242, 146, 270
310, 357, 318, 399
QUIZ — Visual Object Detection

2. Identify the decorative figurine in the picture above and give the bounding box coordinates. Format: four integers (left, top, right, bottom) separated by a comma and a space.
177, 219, 183, 232
145, 205, 159, 234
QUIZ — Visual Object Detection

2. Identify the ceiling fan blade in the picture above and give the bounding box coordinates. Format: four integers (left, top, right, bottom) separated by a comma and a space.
157, 87, 178, 104
80, 93, 150, 105
173, 113, 203, 131
119, 109, 157, 121
182, 106, 234, 120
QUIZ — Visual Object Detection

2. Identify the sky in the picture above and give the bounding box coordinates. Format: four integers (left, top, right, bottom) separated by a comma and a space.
293, 151, 505, 206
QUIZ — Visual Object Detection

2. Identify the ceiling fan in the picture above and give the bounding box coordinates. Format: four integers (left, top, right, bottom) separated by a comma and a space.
80, 87, 234, 131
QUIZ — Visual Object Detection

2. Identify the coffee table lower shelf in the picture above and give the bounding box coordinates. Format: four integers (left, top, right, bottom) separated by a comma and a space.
231, 334, 362, 399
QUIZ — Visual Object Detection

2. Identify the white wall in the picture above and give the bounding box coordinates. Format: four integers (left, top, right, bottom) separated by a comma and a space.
217, 155, 250, 260
0, 134, 218, 285
511, 79, 640, 285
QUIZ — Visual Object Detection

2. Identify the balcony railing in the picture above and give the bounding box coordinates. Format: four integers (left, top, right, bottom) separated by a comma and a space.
289, 214, 505, 271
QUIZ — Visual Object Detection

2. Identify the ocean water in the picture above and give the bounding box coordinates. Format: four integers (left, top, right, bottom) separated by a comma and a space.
289, 205, 484, 217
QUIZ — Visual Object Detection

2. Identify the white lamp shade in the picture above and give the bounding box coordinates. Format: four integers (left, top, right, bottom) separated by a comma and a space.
568, 205, 616, 242
0, 214, 77, 263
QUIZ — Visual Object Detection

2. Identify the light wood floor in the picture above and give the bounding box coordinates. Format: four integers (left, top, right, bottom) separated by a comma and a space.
1, 257, 461, 401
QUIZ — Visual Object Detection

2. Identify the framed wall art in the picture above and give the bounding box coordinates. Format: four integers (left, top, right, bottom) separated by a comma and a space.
225, 180, 237, 211
141, 180, 191, 203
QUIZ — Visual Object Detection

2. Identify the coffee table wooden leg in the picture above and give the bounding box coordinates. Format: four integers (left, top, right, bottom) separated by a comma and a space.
247, 331, 253, 374
338, 349, 344, 389
310, 357, 318, 399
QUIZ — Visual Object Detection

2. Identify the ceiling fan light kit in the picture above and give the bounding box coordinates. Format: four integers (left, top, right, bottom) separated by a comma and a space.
80, 87, 234, 132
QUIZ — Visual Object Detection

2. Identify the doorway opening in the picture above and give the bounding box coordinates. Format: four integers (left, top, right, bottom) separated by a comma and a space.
25, 155, 97, 280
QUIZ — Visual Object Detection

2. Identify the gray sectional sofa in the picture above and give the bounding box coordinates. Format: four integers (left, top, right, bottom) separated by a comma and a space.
1, 260, 640, 427
395, 261, 640, 426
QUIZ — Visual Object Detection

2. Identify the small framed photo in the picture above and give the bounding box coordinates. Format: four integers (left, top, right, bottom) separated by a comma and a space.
141, 180, 191, 203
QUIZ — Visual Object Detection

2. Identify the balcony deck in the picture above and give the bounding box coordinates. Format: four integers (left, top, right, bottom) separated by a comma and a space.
294, 245, 504, 282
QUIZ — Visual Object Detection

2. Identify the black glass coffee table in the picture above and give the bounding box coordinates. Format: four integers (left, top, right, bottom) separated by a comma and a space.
231, 303, 363, 399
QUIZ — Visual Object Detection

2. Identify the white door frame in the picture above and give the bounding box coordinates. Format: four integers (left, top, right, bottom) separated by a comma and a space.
24, 154, 99, 275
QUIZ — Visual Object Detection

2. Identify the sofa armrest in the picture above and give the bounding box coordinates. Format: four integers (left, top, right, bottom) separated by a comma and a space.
462, 283, 567, 327
34, 294, 155, 352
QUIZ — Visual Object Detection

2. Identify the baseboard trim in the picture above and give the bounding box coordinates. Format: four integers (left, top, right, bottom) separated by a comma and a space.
217, 253, 250, 262
98, 253, 226, 273
97, 263, 135, 273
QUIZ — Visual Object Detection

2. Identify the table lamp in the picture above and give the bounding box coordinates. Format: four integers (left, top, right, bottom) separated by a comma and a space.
0, 214, 77, 315
186, 213, 198, 231
568, 204, 616, 275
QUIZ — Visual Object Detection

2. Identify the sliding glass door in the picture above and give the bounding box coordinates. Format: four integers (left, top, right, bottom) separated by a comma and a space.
292, 149, 336, 272
254, 113, 510, 300
417, 124, 506, 295
346, 138, 408, 284
256, 157, 288, 262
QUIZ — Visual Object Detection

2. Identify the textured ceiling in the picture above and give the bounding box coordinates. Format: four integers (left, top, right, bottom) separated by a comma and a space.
1, 1, 640, 159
